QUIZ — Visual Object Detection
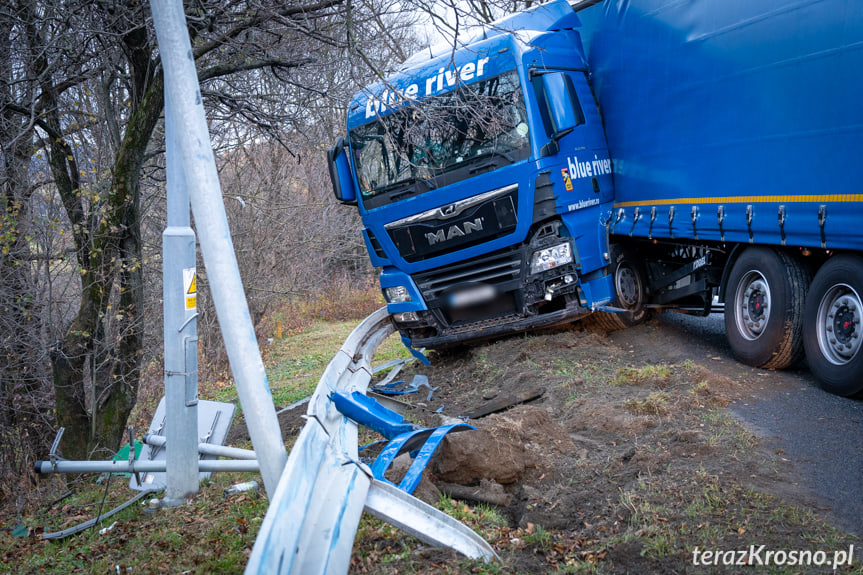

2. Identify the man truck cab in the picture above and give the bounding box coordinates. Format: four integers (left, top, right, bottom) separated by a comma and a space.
329, 1, 616, 348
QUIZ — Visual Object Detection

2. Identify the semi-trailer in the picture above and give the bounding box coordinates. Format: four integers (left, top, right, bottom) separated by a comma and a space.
328, 0, 863, 396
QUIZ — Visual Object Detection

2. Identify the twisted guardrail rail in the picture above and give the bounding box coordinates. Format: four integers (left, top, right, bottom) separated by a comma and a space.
245, 307, 498, 574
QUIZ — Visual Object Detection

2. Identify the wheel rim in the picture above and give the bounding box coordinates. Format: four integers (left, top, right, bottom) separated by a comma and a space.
615, 264, 641, 309
815, 283, 863, 365
733, 270, 771, 340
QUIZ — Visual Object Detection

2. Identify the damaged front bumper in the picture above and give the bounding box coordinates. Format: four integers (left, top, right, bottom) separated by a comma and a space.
388, 223, 614, 348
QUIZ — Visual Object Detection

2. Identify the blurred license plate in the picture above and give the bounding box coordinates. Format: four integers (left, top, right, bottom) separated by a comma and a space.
448, 285, 497, 308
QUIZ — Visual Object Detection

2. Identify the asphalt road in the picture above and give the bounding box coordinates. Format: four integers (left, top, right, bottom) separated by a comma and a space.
657, 312, 863, 536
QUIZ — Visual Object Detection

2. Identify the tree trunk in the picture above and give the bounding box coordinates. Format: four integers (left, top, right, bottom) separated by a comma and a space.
0, 5, 53, 478
51, 72, 163, 459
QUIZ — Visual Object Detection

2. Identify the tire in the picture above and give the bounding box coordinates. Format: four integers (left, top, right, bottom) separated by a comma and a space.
592, 246, 649, 331
803, 255, 863, 396
723, 247, 809, 369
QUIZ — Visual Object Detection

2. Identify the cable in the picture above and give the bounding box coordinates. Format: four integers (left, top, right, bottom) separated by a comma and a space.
41, 489, 157, 541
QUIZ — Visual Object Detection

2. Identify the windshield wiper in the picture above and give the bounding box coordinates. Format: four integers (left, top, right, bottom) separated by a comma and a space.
377, 177, 435, 202
465, 149, 516, 173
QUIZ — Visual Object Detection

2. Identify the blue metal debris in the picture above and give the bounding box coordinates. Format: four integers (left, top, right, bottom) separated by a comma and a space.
370, 374, 439, 401
332, 390, 473, 495
331, 390, 420, 439
400, 335, 431, 365
370, 424, 473, 494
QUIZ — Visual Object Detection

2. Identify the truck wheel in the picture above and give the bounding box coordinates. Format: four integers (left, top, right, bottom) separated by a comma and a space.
592, 247, 648, 331
803, 255, 863, 396
724, 247, 809, 369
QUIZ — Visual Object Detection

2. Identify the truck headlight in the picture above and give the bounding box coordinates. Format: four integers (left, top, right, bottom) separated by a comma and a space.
384, 285, 412, 303
530, 242, 573, 275
393, 311, 420, 323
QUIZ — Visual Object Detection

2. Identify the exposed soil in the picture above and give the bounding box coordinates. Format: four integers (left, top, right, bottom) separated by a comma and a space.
29, 315, 855, 574
341, 318, 860, 574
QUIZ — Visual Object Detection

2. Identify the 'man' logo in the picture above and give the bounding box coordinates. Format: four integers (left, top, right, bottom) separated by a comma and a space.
425, 218, 484, 245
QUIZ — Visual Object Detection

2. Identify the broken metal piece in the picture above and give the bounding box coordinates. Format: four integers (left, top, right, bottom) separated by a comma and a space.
366, 391, 424, 418
332, 390, 420, 439
48, 427, 65, 472
247, 307, 498, 573
275, 396, 311, 416
364, 479, 499, 562
370, 423, 474, 494
371, 374, 439, 401
41, 490, 156, 541
373, 360, 407, 388
400, 335, 431, 366
466, 388, 545, 419
333, 390, 474, 490
372, 357, 415, 375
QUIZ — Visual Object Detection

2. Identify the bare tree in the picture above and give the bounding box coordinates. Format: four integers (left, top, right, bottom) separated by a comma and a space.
0, 2, 55, 499
1, 0, 419, 465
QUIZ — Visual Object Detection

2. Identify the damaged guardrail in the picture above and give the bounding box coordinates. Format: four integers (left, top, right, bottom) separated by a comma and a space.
245, 307, 499, 574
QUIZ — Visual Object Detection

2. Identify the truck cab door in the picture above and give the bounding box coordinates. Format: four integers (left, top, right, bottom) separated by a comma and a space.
534, 70, 614, 206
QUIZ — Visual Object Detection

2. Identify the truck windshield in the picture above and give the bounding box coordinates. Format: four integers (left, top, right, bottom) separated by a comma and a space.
350, 70, 529, 208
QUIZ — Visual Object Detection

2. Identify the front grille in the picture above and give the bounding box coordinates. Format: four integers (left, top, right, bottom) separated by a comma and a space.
414, 248, 522, 306
386, 186, 518, 263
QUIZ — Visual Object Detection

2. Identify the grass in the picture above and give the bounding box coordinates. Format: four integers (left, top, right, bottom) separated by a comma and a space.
553, 358, 616, 387
3, 476, 269, 574
609, 474, 860, 571
625, 391, 670, 415
612, 364, 671, 386
206, 318, 412, 413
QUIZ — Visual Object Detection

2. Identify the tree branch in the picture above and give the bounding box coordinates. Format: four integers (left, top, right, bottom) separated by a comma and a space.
190, 0, 346, 62
199, 57, 314, 83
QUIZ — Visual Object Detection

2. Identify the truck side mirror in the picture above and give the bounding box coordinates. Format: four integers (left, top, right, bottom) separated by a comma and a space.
536, 72, 585, 156
327, 137, 358, 205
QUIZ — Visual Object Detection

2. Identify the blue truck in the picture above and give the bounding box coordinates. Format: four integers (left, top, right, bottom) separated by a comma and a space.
328, 0, 863, 396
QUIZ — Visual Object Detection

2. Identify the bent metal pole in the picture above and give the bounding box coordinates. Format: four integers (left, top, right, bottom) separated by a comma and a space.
34, 460, 260, 475
149, 0, 287, 495
143, 433, 257, 460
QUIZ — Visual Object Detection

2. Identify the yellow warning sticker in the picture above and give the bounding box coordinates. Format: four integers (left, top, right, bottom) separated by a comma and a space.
183, 268, 197, 310
561, 168, 573, 192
